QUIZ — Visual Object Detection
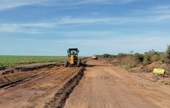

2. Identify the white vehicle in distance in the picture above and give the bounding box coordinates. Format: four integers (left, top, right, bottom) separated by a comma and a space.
91, 55, 98, 60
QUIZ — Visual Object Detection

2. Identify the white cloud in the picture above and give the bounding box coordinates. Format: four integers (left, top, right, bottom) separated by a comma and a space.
54, 12, 170, 25
40, 0, 137, 6
152, 5, 170, 10
0, 22, 56, 34
0, 0, 138, 11
0, 0, 46, 11
133, 5, 170, 16
1, 3, 170, 34
1, 13, 170, 34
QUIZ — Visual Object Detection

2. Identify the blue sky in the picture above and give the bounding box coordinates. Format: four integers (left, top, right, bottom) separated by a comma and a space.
0, 0, 170, 56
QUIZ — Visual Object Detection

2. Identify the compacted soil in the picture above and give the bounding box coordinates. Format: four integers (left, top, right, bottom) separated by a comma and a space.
64, 60, 170, 108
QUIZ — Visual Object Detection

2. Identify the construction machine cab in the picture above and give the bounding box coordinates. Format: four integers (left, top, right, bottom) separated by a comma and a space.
67, 48, 79, 56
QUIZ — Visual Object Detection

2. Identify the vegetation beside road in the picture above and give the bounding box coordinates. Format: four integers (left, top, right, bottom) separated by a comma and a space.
100, 45, 170, 73
0, 56, 67, 67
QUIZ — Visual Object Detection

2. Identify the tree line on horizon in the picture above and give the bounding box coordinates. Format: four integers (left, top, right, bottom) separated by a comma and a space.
100, 45, 170, 68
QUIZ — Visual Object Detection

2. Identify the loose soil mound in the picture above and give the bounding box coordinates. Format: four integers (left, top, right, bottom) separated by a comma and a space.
15, 62, 62, 71
0, 62, 62, 75
0, 66, 6, 70
44, 67, 84, 108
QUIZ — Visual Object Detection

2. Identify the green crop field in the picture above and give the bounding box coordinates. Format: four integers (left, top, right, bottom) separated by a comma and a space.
0, 56, 67, 67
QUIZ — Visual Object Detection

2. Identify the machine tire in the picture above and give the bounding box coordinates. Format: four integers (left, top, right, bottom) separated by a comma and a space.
64, 60, 68, 67
77, 59, 81, 67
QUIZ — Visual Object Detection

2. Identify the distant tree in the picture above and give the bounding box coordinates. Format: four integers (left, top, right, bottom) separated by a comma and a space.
103, 54, 111, 58
118, 53, 127, 57
145, 49, 158, 55
144, 49, 161, 63
143, 54, 151, 65
129, 51, 134, 54
163, 45, 170, 64
134, 53, 144, 63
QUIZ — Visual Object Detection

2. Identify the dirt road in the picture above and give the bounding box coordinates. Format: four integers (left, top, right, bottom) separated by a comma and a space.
64, 60, 170, 108
0, 66, 80, 108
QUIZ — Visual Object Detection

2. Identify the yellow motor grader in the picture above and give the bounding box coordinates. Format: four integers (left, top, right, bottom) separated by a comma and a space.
64, 48, 81, 67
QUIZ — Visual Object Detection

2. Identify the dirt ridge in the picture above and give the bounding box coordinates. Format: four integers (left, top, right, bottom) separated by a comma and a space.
15, 62, 62, 71
0, 62, 63, 75
44, 67, 84, 108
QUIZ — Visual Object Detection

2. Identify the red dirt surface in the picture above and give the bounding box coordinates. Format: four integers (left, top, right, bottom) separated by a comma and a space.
0, 66, 80, 108
64, 60, 170, 108
1, 59, 170, 108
